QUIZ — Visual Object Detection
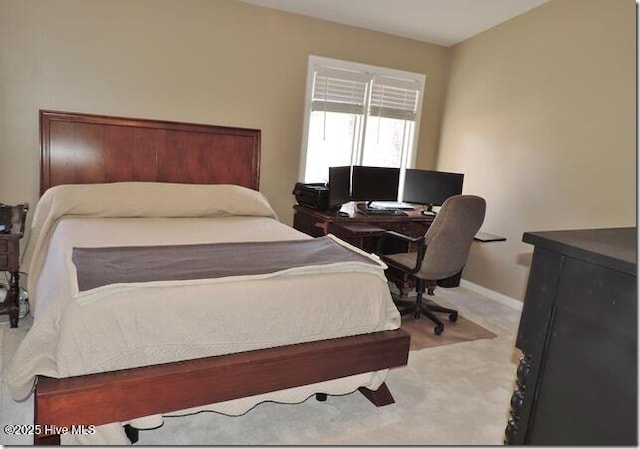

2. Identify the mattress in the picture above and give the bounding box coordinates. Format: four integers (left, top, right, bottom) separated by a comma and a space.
8, 183, 400, 444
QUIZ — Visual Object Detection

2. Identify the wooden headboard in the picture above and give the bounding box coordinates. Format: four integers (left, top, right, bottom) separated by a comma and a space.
39, 110, 261, 195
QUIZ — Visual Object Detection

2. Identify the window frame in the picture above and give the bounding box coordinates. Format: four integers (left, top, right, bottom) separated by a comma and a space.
298, 55, 426, 184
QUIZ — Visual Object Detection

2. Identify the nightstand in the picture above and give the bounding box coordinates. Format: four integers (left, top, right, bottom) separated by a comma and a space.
0, 204, 28, 327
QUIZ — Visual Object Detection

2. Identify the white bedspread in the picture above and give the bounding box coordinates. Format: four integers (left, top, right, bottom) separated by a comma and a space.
8, 183, 400, 445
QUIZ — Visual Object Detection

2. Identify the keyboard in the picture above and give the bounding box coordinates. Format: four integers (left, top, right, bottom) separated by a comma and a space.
359, 208, 407, 217
369, 201, 415, 210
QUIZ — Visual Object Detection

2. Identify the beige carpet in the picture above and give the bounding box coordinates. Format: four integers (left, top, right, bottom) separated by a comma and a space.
401, 313, 497, 351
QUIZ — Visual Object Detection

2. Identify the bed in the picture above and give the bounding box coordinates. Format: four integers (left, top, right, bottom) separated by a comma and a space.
9, 110, 410, 445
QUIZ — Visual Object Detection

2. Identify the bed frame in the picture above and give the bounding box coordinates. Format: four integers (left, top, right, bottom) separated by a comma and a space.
34, 110, 410, 444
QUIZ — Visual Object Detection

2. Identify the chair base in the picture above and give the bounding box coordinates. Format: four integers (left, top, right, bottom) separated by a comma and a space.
394, 297, 458, 335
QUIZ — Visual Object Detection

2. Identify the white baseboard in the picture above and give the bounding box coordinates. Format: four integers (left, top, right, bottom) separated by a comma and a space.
460, 280, 523, 310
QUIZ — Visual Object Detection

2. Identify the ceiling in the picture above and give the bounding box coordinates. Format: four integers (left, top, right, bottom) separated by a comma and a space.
240, 0, 549, 47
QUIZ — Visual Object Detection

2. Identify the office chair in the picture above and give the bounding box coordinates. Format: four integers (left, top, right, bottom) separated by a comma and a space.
378, 195, 486, 335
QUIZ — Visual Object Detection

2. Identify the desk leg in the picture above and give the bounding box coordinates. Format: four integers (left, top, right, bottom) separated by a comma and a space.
8, 271, 19, 328
391, 279, 435, 298
396, 284, 413, 298
427, 280, 436, 296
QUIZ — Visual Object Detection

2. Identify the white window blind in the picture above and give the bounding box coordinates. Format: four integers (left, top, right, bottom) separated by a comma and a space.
311, 67, 369, 115
369, 75, 421, 121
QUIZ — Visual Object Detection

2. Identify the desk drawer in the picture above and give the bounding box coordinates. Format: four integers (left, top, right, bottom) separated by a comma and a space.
0, 254, 7, 270
293, 211, 327, 237
0, 239, 7, 254
387, 221, 429, 237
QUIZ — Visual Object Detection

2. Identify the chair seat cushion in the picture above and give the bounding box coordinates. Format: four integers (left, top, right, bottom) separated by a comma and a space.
384, 252, 418, 271
383, 252, 461, 281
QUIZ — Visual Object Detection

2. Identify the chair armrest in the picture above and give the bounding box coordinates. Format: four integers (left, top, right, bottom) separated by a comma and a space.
377, 230, 427, 274
382, 230, 424, 244
376, 230, 425, 254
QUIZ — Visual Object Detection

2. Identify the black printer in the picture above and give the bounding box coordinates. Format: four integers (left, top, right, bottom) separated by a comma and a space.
292, 183, 329, 210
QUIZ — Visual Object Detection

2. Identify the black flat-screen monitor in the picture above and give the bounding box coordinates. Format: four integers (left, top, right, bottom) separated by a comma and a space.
403, 169, 464, 208
351, 166, 400, 202
328, 166, 351, 210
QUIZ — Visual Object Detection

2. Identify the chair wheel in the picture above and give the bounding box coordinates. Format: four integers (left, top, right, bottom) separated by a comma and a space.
434, 325, 444, 335
449, 312, 458, 322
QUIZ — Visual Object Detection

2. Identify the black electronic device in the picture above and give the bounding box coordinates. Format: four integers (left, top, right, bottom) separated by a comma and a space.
351, 166, 400, 204
403, 169, 464, 212
328, 166, 351, 210
0, 204, 12, 234
292, 183, 329, 210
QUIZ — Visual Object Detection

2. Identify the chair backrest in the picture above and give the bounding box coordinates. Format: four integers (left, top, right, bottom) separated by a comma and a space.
418, 195, 486, 280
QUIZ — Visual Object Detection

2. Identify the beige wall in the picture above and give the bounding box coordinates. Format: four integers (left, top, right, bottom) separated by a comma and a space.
0, 0, 450, 224
2, 0, 635, 302
437, 0, 636, 300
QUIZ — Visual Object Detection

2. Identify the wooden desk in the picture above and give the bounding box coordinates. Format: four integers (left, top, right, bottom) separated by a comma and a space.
0, 204, 28, 327
293, 204, 433, 241
505, 227, 636, 445
293, 204, 434, 295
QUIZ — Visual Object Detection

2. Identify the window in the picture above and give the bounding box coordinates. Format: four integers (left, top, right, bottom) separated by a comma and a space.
299, 56, 426, 187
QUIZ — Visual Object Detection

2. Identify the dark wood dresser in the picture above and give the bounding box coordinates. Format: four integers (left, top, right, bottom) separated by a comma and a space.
505, 227, 637, 445
0, 204, 28, 327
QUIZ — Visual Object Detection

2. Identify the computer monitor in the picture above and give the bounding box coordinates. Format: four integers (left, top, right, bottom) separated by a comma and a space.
403, 169, 464, 210
328, 166, 352, 210
351, 166, 400, 203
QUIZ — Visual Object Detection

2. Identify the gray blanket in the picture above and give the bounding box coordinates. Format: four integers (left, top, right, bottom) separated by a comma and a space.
72, 236, 378, 292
